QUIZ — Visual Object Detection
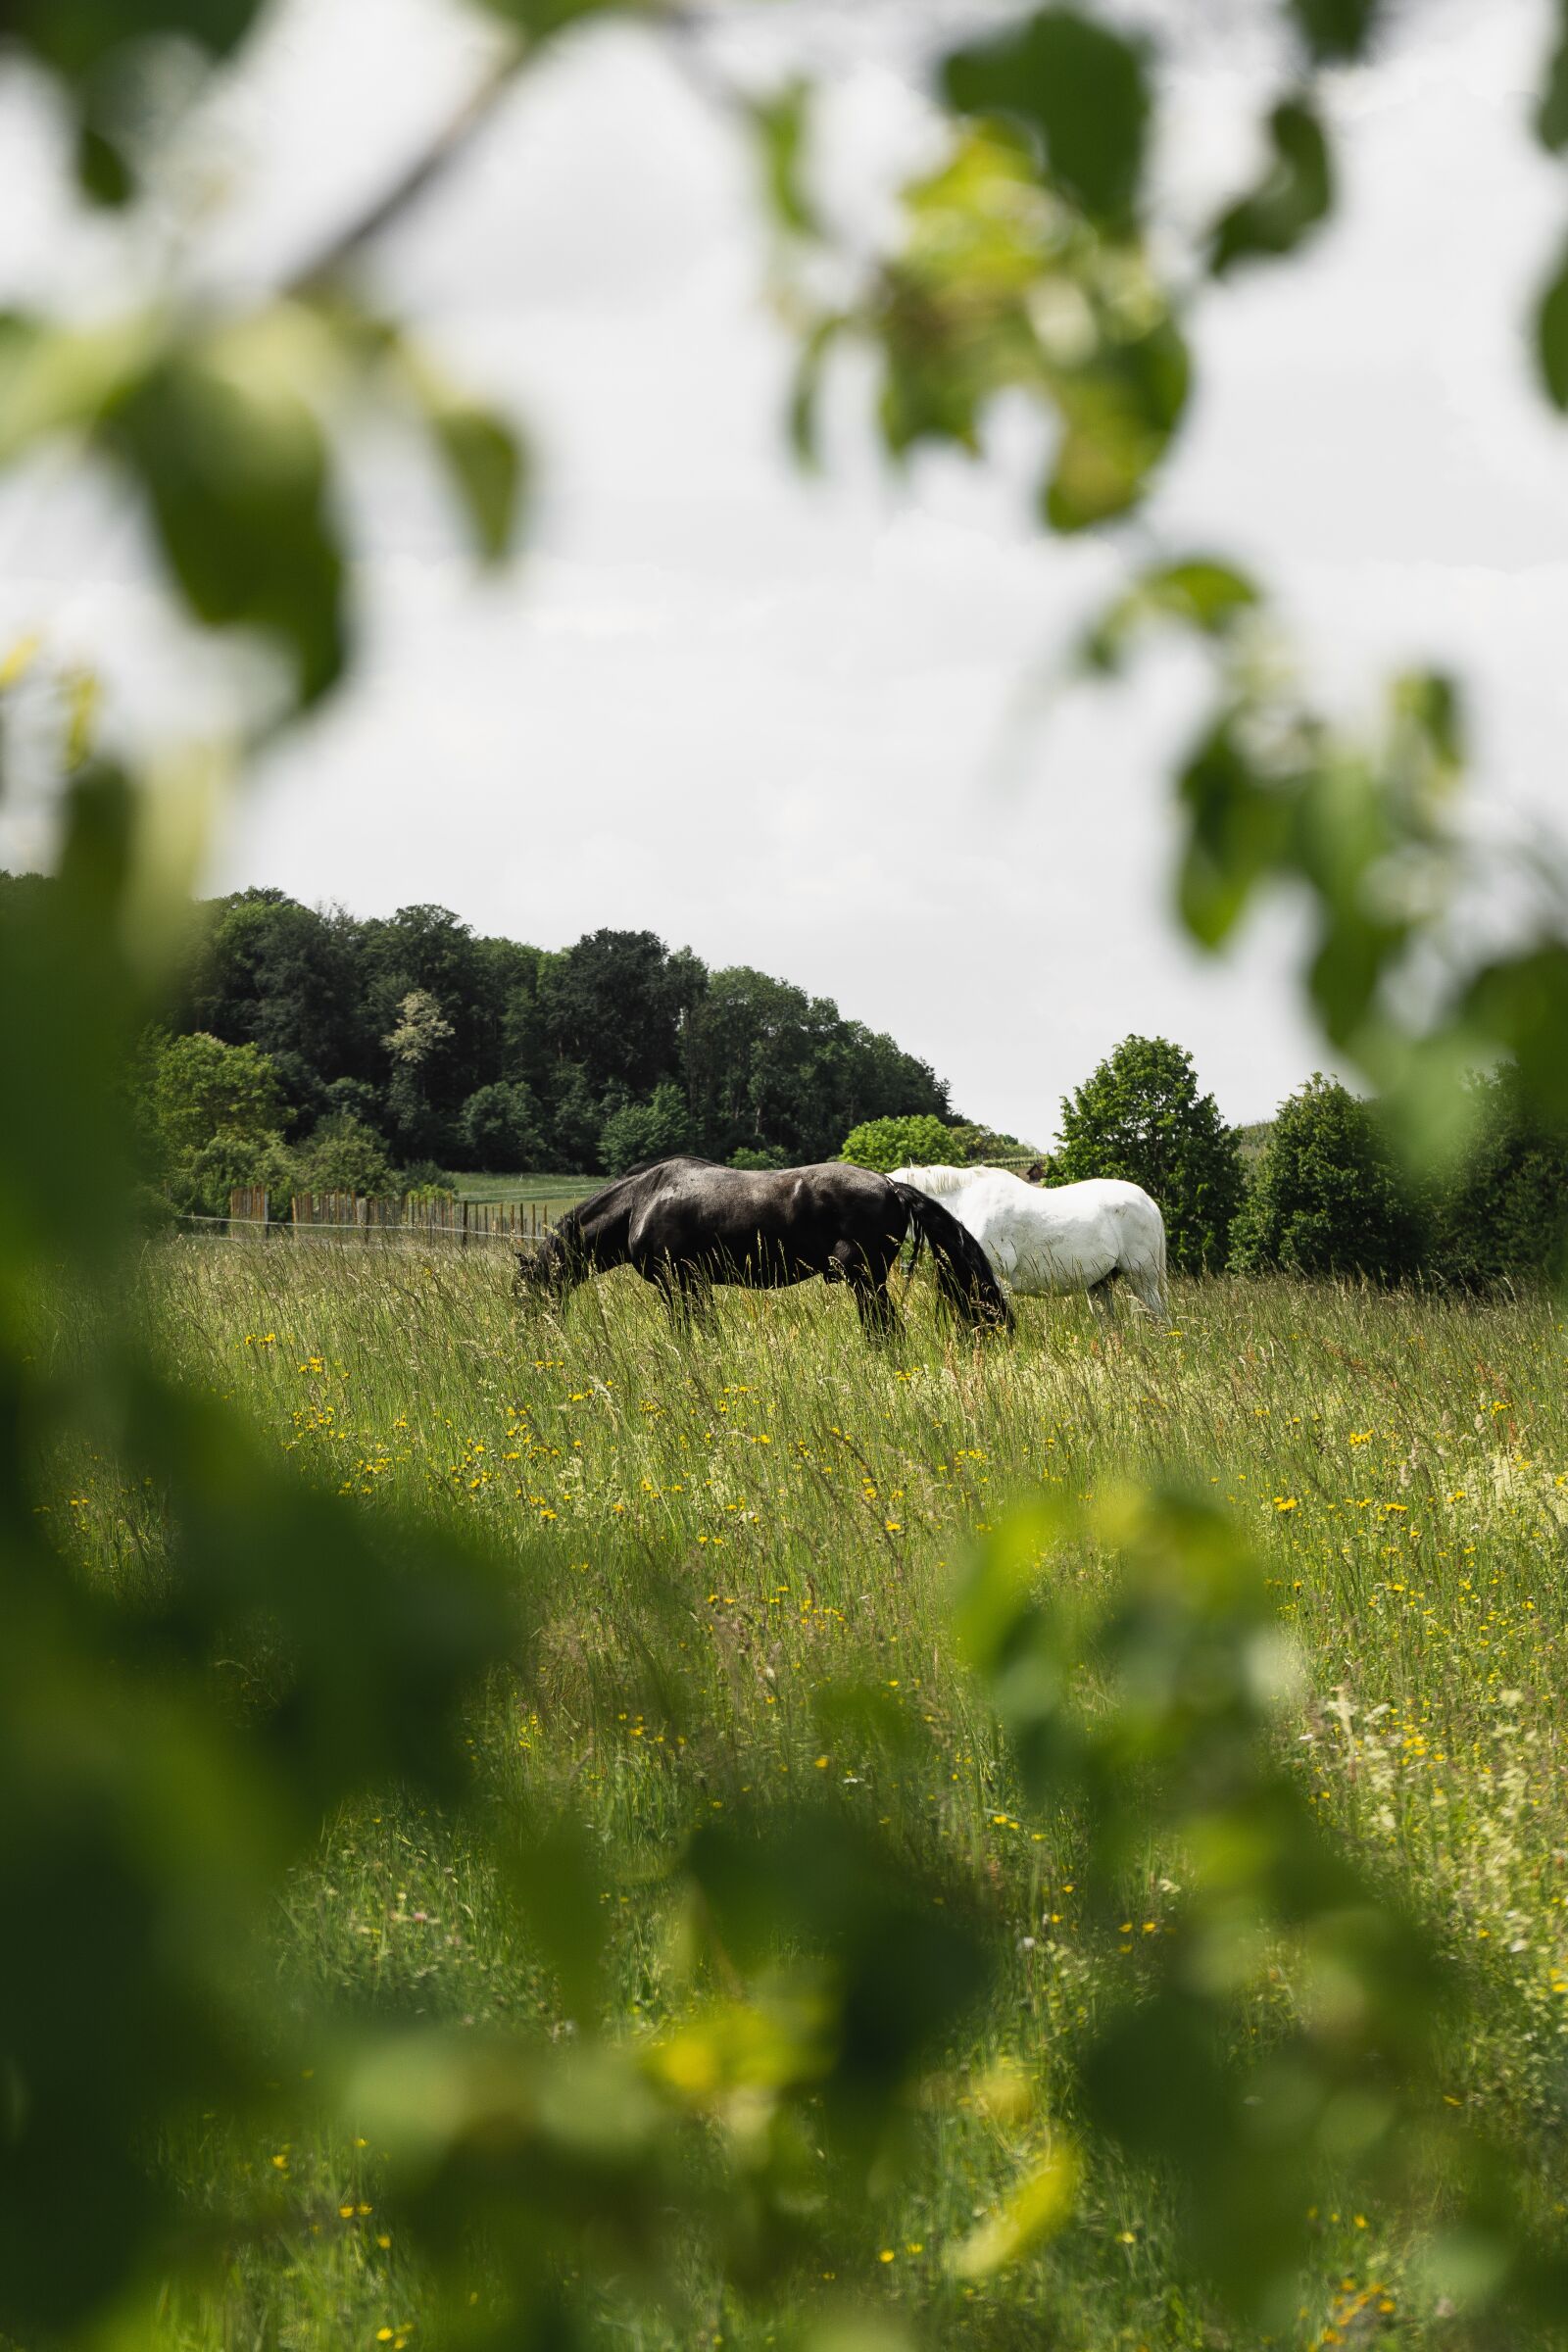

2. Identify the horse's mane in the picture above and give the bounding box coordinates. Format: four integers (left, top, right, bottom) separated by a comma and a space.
895, 1162, 1045, 1200
891, 1163, 974, 1199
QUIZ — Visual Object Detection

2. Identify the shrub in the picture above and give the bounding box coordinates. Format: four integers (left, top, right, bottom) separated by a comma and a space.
138, 1030, 288, 1175
396, 1160, 456, 1200
1427, 1070, 1568, 1287
840, 1114, 956, 1173
729, 1145, 793, 1170
1047, 1035, 1244, 1273
1230, 1075, 1422, 1281
179, 1128, 300, 1220
132, 1184, 180, 1236
459, 1080, 547, 1172
547, 1064, 608, 1173
321, 1075, 383, 1129
602, 1083, 692, 1177
296, 1113, 395, 1199
943, 1120, 1037, 1165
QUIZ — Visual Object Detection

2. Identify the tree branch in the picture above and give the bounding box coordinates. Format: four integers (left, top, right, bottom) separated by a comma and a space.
287, 36, 527, 298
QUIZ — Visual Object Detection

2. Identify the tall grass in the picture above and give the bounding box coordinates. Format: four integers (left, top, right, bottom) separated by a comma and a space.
62, 1242, 1568, 2348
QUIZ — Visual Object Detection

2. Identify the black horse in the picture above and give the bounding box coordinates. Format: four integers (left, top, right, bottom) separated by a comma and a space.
514, 1155, 1011, 1338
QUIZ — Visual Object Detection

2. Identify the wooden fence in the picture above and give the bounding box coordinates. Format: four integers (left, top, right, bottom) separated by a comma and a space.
224, 1188, 560, 1243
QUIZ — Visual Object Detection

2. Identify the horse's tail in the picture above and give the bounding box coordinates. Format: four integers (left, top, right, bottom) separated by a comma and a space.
887, 1180, 1012, 1333
1119, 1192, 1169, 1320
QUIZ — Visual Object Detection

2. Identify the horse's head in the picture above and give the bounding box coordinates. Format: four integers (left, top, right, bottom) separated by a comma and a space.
513, 1223, 579, 1309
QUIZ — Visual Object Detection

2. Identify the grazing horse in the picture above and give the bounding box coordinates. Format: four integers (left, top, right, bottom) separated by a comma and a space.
889, 1164, 1169, 1324
514, 1155, 1011, 1337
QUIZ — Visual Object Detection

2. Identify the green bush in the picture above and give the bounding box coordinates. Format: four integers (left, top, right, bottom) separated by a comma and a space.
1230, 1074, 1423, 1280
1047, 1035, 1244, 1272
729, 1144, 793, 1170
839, 1113, 956, 1172
320, 1074, 382, 1128
180, 1126, 300, 1219
141, 1029, 287, 1163
943, 1119, 1037, 1164
397, 1160, 456, 1200
601, 1082, 691, 1176
296, 1112, 395, 1199
459, 1079, 547, 1171
1427, 1069, 1568, 1287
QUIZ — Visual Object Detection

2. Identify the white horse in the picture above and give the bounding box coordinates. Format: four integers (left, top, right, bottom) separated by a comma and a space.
888, 1164, 1169, 1324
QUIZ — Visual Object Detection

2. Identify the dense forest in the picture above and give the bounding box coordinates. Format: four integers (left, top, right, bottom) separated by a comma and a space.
0, 877, 956, 1175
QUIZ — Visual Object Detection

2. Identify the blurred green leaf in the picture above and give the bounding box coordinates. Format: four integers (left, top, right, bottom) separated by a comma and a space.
1537, 238, 1568, 408
1139, 557, 1260, 637
1389, 664, 1464, 779
0, 311, 161, 462
430, 399, 528, 564
1463, 944, 1568, 1124
1210, 100, 1333, 276
1287, 0, 1382, 63
473, 0, 651, 32
0, 764, 142, 1273
788, 314, 844, 467
800, 2324, 919, 2352
750, 78, 818, 239
877, 129, 1055, 457
74, 113, 137, 207
1044, 314, 1191, 530
102, 343, 347, 705
1084, 556, 1260, 670
689, 1808, 992, 2107
942, 8, 1152, 223
1176, 712, 1295, 950
1540, 2, 1568, 150
0, 0, 266, 81
495, 1807, 611, 2017
872, 122, 1186, 515
947, 2141, 1081, 2277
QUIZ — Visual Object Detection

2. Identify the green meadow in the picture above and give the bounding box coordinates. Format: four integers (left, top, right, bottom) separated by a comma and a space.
56, 1242, 1568, 2351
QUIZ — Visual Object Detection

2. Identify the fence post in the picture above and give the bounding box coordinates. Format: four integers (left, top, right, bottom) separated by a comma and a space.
227, 1185, 268, 1237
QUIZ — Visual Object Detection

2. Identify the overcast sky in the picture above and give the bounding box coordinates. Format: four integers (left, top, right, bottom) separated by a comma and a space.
2, 0, 1566, 1143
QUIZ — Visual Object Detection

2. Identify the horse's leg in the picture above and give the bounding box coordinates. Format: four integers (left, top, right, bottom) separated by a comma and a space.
683, 1266, 717, 1332
852, 1266, 900, 1342
1087, 1274, 1117, 1331
835, 1237, 899, 1342
648, 1255, 699, 1334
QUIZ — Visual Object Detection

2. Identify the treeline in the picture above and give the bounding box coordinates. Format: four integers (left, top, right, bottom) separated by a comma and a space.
1052, 1038, 1568, 1290
19, 881, 956, 1177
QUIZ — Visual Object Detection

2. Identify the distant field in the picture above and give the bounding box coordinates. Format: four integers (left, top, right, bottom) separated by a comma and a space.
448, 1169, 599, 1204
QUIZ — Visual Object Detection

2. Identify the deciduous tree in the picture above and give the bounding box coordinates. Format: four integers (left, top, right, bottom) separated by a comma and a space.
1229, 1073, 1422, 1281
1048, 1035, 1243, 1271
